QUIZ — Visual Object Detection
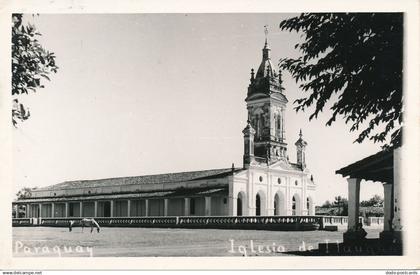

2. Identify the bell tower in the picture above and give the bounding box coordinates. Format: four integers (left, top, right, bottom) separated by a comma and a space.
243, 28, 288, 165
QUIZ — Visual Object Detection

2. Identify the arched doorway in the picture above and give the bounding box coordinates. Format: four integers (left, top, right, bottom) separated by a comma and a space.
237, 198, 242, 216
256, 194, 261, 216
255, 191, 266, 216
292, 194, 301, 216
274, 192, 285, 215
236, 192, 246, 216
274, 197, 278, 215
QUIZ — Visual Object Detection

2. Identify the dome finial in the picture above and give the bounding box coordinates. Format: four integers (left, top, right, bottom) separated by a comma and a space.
299, 129, 303, 138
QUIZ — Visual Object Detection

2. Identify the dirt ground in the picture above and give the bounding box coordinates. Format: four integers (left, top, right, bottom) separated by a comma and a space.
12, 226, 382, 257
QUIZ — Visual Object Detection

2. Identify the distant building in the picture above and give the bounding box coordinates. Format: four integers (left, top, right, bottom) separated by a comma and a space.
14, 37, 316, 218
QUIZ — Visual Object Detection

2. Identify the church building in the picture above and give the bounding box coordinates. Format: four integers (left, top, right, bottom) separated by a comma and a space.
14, 37, 316, 219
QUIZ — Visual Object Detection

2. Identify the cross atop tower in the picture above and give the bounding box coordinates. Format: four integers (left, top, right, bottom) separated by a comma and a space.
264, 25, 269, 47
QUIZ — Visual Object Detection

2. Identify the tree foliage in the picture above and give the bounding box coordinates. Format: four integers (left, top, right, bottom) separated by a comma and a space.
321, 200, 332, 208
333, 196, 348, 216
12, 14, 58, 126
360, 194, 384, 207
15, 187, 33, 200
279, 13, 403, 147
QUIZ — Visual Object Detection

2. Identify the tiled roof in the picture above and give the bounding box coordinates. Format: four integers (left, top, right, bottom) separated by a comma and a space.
35, 168, 243, 191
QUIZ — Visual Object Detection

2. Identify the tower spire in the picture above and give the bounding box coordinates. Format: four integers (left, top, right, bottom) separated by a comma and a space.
264, 24, 269, 47
262, 25, 270, 60
245, 27, 289, 165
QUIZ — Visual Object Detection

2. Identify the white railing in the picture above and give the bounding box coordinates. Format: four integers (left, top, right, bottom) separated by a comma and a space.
12, 215, 384, 230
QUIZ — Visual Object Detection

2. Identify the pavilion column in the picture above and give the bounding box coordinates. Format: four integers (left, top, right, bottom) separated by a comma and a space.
184, 198, 191, 216
39, 203, 43, 218
145, 199, 149, 217
12, 204, 17, 218
392, 147, 403, 241
94, 201, 98, 217
163, 199, 169, 216
127, 200, 131, 217
346, 178, 361, 231
79, 202, 83, 217
51, 203, 55, 218
110, 200, 114, 217
65, 202, 69, 218
205, 196, 211, 216
26, 204, 30, 218
383, 183, 393, 231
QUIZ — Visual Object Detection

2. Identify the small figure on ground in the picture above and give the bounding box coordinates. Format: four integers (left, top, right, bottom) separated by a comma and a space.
356, 222, 367, 239
81, 218, 101, 233
68, 218, 100, 233
68, 220, 75, 232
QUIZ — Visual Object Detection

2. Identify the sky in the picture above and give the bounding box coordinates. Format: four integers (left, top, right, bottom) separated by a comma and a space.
13, 13, 385, 205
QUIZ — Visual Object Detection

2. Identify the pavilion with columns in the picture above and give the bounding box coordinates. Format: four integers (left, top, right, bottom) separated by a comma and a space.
336, 146, 403, 245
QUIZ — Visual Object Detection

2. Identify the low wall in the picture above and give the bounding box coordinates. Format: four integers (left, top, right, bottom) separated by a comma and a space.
366, 217, 384, 227
13, 216, 321, 231
12, 216, 384, 231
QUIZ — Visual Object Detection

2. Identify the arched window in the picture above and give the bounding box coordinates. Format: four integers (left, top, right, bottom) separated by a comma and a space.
255, 116, 260, 138
306, 197, 313, 216
260, 116, 265, 137
292, 196, 296, 216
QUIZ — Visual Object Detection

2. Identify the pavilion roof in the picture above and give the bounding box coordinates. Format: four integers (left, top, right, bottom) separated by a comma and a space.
335, 148, 394, 184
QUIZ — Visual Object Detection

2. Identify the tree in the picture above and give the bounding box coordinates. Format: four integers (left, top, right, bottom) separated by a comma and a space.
12, 14, 58, 126
279, 13, 403, 148
14, 187, 34, 218
361, 194, 384, 207
333, 196, 348, 216
15, 187, 33, 200
321, 200, 332, 208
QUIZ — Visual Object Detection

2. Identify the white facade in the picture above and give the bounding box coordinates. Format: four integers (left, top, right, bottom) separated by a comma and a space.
229, 162, 316, 216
